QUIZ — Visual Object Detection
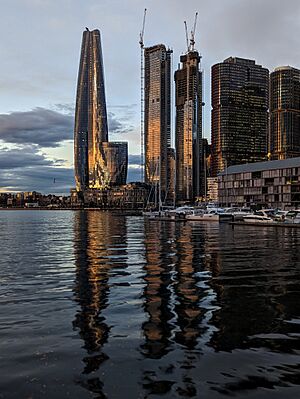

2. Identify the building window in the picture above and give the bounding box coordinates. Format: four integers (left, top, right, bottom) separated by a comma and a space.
252, 171, 262, 179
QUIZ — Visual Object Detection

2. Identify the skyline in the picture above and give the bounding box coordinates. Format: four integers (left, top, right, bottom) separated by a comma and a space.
1, 0, 300, 193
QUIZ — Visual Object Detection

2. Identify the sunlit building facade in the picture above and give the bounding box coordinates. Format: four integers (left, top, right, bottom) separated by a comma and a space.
167, 148, 175, 204
175, 51, 203, 203
270, 66, 300, 160
101, 142, 128, 186
218, 157, 300, 209
144, 44, 173, 202
74, 28, 108, 190
211, 57, 269, 176
74, 28, 127, 191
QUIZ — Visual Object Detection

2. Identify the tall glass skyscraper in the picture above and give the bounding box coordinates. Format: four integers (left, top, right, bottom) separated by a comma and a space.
211, 57, 269, 176
144, 44, 173, 203
270, 66, 300, 160
74, 28, 127, 191
175, 51, 203, 203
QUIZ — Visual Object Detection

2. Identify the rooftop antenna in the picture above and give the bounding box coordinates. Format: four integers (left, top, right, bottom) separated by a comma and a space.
139, 8, 147, 181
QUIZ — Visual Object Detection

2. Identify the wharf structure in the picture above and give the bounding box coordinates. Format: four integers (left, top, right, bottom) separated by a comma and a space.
218, 157, 300, 210
74, 28, 128, 193
211, 57, 269, 177
71, 183, 150, 209
175, 50, 203, 203
144, 44, 174, 204
269, 66, 300, 160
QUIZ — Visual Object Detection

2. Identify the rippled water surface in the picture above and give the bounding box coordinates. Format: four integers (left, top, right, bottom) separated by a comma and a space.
0, 210, 299, 398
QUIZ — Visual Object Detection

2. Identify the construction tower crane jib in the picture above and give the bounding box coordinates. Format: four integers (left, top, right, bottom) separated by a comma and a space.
184, 12, 198, 53
139, 8, 147, 48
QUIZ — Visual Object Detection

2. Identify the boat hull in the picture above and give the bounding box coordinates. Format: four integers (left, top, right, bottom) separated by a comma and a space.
186, 214, 219, 222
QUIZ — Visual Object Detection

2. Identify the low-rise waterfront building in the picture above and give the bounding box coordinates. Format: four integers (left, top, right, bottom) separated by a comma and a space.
207, 177, 219, 203
218, 157, 300, 209
0, 192, 71, 208
82, 183, 150, 209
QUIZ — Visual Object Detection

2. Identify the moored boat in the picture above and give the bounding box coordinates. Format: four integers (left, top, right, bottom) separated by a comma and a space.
243, 210, 275, 223
186, 208, 222, 222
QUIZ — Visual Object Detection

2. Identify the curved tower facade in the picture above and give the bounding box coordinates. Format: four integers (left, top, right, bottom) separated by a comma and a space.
74, 28, 109, 191
270, 66, 300, 160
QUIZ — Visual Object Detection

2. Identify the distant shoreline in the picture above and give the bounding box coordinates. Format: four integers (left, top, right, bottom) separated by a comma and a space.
0, 207, 143, 215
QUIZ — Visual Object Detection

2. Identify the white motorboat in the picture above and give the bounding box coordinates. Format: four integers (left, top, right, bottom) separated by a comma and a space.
274, 210, 289, 222
243, 210, 275, 223
284, 209, 300, 224
186, 208, 221, 222
221, 207, 252, 221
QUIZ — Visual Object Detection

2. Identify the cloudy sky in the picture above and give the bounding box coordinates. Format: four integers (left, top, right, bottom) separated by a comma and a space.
1, 0, 300, 193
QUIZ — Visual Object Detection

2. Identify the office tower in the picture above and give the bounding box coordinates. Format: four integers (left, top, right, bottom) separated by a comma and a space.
101, 142, 128, 185
211, 57, 269, 176
167, 148, 175, 204
74, 28, 127, 191
74, 28, 108, 191
270, 66, 300, 160
175, 50, 203, 203
144, 44, 173, 203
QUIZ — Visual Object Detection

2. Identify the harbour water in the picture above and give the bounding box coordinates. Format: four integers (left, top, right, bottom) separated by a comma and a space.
0, 210, 299, 398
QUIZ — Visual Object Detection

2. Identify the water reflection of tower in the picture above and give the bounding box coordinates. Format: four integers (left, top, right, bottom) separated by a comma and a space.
73, 211, 127, 394
207, 227, 298, 353
173, 223, 203, 349
142, 221, 176, 359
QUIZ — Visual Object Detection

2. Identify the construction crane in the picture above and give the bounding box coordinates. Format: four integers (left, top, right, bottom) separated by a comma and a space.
184, 21, 189, 53
190, 12, 198, 51
184, 12, 198, 53
183, 12, 199, 200
139, 8, 147, 182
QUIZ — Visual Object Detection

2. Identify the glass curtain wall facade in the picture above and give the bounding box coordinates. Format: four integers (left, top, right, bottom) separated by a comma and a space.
144, 45, 173, 203
74, 28, 109, 191
175, 51, 203, 203
211, 57, 269, 176
270, 66, 300, 160
101, 142, 128, 186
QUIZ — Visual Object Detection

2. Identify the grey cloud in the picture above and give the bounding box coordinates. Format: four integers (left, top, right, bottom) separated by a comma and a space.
0, 106, 135, 150
0, 167, 74, 194
108, 104, 137, 110
0, 147, 54, 169
128, 154, 141, 165
203, 0, 300, 69
54, 103, 75, 115
0, 146, 74, 193
127, 166, 142, 183
108, 111, 134, 134
0, 145, 142, 193
0, 107, 73, 148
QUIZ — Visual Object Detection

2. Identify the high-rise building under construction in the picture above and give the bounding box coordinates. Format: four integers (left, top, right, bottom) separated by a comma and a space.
211, 57, 269, 176
144, 44, 173, 203
74, 28, 127, 191
269, 66, 300, 160
174, 50, 203, 202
